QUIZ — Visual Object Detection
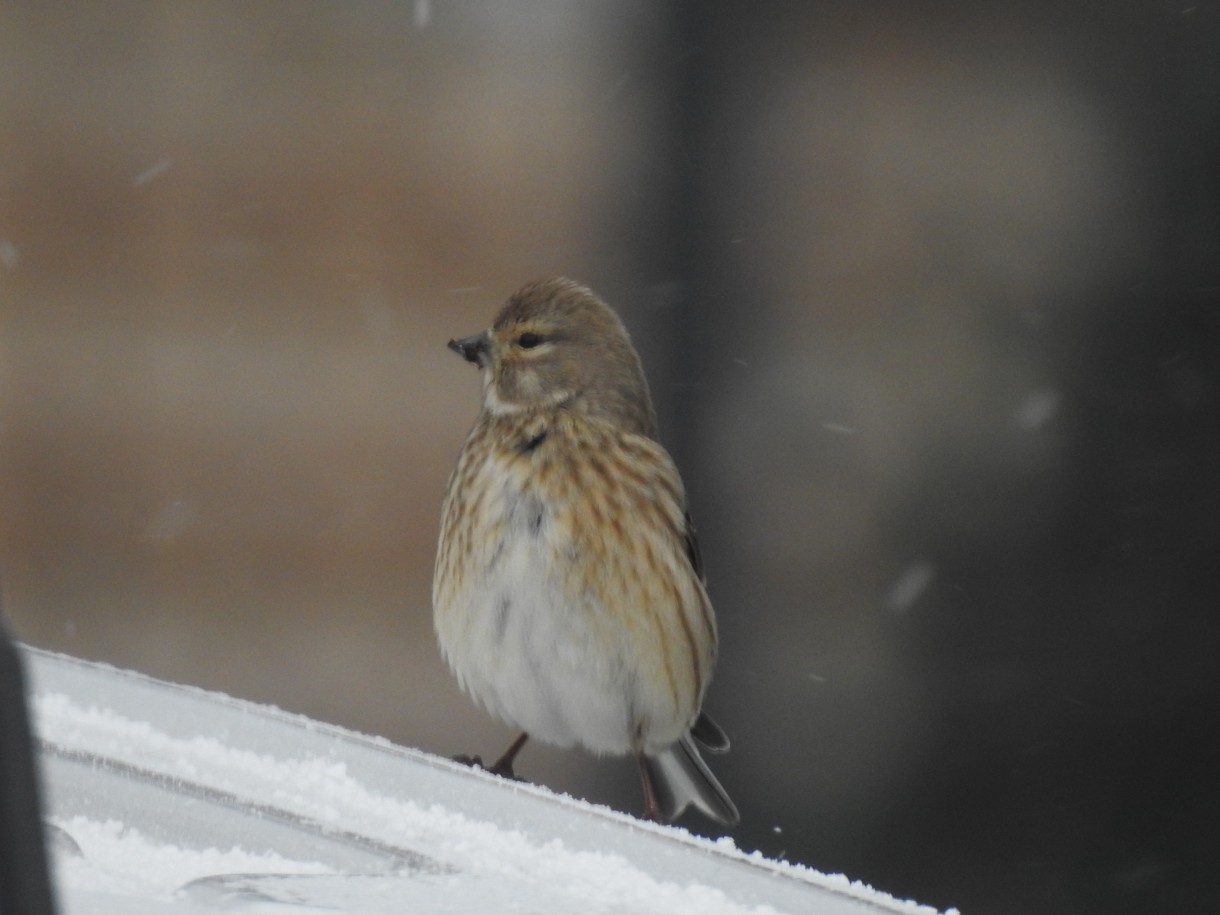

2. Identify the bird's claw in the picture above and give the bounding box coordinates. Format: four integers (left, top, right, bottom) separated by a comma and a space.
451, 752, 521, 781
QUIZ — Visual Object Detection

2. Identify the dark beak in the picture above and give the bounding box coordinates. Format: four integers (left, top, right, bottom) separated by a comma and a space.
448, 332, 490, 367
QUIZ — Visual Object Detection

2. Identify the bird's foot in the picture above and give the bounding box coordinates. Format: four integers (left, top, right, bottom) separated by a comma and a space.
451, 732, 529, 782
485, 757, 521, 781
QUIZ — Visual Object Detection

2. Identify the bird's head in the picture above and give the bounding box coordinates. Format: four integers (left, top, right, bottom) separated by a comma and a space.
448, 278, 657, 435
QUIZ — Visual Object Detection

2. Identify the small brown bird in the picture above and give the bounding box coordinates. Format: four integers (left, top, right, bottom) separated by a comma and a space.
433, 277, 738, 825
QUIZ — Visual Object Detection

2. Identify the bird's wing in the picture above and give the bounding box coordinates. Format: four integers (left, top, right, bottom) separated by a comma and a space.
682, 511, 706, 583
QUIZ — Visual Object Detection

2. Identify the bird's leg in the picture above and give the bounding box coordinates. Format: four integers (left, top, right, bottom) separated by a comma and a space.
635, 751, 663, 823
488, 732, 530, 780
452, 732, 529, 780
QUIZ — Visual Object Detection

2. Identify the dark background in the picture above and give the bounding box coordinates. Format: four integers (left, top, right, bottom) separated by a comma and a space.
3, 3, 1218, 913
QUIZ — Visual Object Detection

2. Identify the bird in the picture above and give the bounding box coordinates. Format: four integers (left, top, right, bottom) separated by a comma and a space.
433, 277, 739, 826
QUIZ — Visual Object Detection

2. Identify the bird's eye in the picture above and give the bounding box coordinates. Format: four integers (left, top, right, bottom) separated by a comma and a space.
517, 332, 543, 349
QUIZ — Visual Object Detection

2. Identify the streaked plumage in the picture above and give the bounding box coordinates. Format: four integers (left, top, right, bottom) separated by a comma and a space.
433, 277, 738, 825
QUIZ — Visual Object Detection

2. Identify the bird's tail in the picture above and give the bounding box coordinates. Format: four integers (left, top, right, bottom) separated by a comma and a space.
643, 723, 739, 826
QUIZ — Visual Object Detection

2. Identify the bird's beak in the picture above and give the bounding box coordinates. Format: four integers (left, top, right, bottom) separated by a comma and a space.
448, 332, 490, 367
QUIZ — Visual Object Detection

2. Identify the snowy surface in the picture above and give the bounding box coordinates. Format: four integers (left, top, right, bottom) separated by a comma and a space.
24, 647, 957, 914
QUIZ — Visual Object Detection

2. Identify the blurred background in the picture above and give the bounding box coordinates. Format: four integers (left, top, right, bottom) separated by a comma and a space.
3, 2, 1218, 913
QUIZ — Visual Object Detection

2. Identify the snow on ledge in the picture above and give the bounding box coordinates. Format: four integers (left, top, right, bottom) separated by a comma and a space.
24, 647, 958, 915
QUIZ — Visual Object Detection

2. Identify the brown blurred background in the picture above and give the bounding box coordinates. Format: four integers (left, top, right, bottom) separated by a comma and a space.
3, 3, 1219, 913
